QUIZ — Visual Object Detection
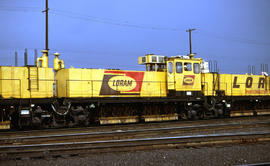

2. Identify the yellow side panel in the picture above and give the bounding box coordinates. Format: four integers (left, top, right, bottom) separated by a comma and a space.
56, 68, 104, 98
140, 71, 167, 97
55, 69, 167, 98
30, 67, 54, 98
67, 69, 88, 97
201, 73, 215, 96
55, 69, 67, 97
0, 67, 25, 98
0, 66, 53, 99
202, 73, 270, 96
218, 74, 269, 96
219, 74, 233, 96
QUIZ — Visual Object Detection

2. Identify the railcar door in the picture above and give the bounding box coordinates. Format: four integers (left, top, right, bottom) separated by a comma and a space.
167, 61, 175, 90
174, 60, 202, 92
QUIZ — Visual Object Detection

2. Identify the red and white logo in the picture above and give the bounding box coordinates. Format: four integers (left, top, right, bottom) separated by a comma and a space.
100, 70, 144, 95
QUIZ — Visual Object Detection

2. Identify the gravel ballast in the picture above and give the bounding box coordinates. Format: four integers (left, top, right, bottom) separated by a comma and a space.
2, 143, 270, 166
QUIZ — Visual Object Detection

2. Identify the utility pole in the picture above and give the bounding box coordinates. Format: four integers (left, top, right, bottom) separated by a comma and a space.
186, 28, 196, 55
42, 0, 49, 52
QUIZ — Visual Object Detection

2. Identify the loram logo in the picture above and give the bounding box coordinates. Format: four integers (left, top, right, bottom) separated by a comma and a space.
108, 76, 137, 91
100, 70, 145, 95
183, 75, 195, 85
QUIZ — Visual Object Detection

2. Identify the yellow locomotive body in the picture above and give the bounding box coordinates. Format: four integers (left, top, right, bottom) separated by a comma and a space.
55, 68, 167, 98
0, 51, 270, 129
55, 55, 203, 99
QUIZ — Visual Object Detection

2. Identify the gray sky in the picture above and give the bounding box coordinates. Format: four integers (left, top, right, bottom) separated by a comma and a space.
0, 0, 269, 74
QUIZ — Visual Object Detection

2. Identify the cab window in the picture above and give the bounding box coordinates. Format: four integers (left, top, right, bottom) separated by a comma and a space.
157, 64, 166, 71
193, 63, 200, 74
168, 62, 173, 73
176, 62, 183, 73
184, 62, 192, 71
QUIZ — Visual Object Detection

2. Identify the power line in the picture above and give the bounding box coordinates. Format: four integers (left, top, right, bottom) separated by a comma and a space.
198, 29, 270, 46
0, 6, 186, 31
0, 6, 270, 46
0, 6, 41, 12
50, 9, 186, 31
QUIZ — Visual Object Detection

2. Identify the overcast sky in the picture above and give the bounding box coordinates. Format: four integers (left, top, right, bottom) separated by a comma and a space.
0, 0, 269, 74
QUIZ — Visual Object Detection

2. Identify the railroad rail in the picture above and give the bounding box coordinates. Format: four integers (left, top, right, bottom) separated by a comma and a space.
0, 131, 270, 160
2, 116, 269, 136
0, 116, 269, 160
0, 120, 269, 146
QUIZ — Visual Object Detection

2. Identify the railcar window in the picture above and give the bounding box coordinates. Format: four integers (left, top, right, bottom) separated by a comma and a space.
152, 56, 157, 63
168, 62, 173, 73
184, 63, 192, 71
150, 64, 156, 71
176, 62, 183, 73
161, 64, 166, 69
159, 56, 164, 63
157, 64, 166, 71
142, 56, 146, 63
194, 63, 200, 74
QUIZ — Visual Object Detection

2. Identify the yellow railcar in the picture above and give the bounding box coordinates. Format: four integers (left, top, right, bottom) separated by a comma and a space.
55, 68, 167, 98
202, 72, 270, 117
1, 50, 270, 129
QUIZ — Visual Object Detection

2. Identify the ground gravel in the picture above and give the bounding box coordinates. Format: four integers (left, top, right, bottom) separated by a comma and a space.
1, 143, 270, 166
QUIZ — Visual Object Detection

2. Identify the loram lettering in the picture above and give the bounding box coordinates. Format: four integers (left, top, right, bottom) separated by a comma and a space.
184, 78, 193, 83
108, 76, 137, 91
113, 80, 133, 86
233, 76, 266, 88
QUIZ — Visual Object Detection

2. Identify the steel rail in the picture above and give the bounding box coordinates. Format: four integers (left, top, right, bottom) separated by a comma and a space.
1, 120, 269, 141
0, 131, 269, 149
237, 162, 270, 166
2, 116, 269, 135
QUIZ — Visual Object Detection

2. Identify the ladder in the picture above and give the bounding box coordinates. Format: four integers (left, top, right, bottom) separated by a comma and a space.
28, 67, 39, 91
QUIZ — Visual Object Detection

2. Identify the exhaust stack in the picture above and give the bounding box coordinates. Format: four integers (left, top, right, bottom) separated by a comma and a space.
15, 51, 18, 66
24, 48, 28, 66
36, 50, 49, 68
34, 49, 38, 66
53, 52, 65, 71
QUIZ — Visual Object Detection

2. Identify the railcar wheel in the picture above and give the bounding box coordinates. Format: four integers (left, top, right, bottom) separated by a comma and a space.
187, 110, 197, 120
198, 111, 206, 119
179, 112, 188, 120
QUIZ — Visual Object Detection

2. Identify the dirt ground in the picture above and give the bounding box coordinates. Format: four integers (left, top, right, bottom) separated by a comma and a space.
1, 143, 270, 166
